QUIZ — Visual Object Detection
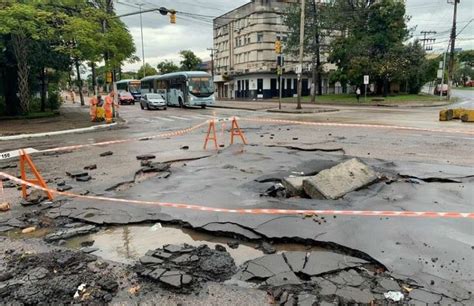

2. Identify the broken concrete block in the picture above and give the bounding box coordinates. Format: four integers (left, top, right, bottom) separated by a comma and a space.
303, 158, 377, 200
302, 178, 325, 199
439, 109, 453, 121
282, 176, 307, 197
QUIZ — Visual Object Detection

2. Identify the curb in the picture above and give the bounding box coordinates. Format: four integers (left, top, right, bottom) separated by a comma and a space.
0, 121, 121, 141
266, 108, 339, 114
208, 105, 261, 111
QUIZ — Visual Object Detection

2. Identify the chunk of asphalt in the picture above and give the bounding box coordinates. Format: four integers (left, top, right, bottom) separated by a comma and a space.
44, 225, 97, 242
139, 256, 164, 265
159, 270, 187, 288
303, 158, 378, 200
148, 268, 166, 280
23, 190, 46, 205
76, 175, 92, 182
239, 254, 291, 281
258, 242, 277, 254
100, 151, 113, 157
81, 247, 99, 254
153, 250, 173, 259
265, 271, 302, 286
281, 176, 307, 197
84, 164, 97, 170
136, 154, 156, 161
227, 241, 240, 249
300, 252, 367, 276
66, 171, 89, 178
57, 185, 72, 192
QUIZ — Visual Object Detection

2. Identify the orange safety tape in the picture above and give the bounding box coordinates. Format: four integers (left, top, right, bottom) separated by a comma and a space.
1, 172, 473, 220
240, 117, 474, 135
40, 121, 209, 153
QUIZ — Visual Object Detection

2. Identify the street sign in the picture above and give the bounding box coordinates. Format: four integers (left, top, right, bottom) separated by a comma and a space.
296, 64, 302, 74
364, 75, 369, 85
437, 69, 443, 79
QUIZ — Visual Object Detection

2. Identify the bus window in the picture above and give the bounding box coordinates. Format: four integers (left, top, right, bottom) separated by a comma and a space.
189, 77, 214, 97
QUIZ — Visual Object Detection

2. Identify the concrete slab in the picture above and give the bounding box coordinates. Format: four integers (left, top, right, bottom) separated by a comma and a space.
304, 158, 378, 200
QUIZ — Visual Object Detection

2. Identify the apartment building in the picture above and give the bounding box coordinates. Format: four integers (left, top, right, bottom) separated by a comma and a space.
213, 0, 335, 100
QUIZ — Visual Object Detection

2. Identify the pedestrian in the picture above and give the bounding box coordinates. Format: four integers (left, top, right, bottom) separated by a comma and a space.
96, 95, 105, 122
104, 91, 119, 124
89, 95, 98, 122
71, 90, 76, 104
356, 87, 361, 103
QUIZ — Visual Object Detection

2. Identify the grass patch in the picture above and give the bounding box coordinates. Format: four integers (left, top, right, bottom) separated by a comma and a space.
454, 87, 474, 91
280, 94, 445, 105
0, 111, 59, 121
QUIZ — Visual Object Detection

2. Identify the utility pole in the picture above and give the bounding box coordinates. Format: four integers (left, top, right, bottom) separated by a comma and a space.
296, 0, 306, 110
311, 0, 322, 103
447, 0, 460, 100
139, 3, 146, 79
420, 30, 437, 51
207, 48, 217, 79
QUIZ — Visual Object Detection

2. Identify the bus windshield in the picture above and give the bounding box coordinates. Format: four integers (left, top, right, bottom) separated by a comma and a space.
129, 82, 141, 94
189, 77, 214, 97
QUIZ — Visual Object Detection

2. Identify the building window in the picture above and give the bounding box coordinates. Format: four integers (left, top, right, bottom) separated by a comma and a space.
257, 32, 264, 43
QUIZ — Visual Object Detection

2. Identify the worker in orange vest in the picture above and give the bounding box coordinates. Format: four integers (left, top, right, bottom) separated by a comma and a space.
104, 91, 119, 124
89, 96, 98, 122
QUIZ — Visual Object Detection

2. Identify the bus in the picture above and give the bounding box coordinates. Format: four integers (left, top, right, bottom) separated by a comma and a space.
140, 71, 215, 108
116, 79, 141, 101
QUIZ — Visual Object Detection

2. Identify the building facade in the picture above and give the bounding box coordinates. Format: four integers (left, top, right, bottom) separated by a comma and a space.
213, 0, 335, 100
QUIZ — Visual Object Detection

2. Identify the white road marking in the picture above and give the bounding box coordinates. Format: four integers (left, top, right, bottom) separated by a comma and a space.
153, 117, 175, 122
168, 116, 192, 121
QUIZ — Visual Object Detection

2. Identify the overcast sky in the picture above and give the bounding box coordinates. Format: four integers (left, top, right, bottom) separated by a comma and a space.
115, 0, 474, 72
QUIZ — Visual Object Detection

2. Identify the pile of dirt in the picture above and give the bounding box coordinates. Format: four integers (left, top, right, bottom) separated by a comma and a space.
0, 249, 119, 304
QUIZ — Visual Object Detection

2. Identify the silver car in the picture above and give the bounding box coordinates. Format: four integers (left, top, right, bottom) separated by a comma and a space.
140, 93, 167, 110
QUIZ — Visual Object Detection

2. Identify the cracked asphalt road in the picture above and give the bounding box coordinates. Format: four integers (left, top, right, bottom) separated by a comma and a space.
1, 103, 473, 304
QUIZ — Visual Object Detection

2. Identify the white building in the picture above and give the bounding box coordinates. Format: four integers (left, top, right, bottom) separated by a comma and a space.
213, 0, 335, 100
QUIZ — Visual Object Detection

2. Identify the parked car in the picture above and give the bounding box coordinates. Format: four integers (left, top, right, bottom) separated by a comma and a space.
465, 80, 474, 87
118, 91, 135, 105
140, 93, 167, 110
434, 84, 448, 96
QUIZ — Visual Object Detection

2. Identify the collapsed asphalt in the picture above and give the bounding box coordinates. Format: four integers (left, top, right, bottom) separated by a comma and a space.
1, 105, 473, 304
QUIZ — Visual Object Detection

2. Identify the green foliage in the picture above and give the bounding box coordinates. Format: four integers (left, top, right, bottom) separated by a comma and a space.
458, 50, 474, 67
157, 60, 180, 74
0, 0, 136, 115
137, 63, 158, 77
48, 83, 62, 110
179, 50, 202, 71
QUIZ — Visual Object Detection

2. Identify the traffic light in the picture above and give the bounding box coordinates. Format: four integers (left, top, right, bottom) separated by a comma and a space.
169, 10, 176, 24
275, 39, 282, 54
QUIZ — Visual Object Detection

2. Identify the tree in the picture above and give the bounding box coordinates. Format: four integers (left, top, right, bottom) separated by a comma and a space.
327, 0, 409, 96
157, 60, 180, 74
284, 1, 331, 100
137, 63, 157, 77
179, 50, 202, 71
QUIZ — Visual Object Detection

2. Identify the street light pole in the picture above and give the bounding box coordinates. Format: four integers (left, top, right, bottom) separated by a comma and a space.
296, 0, 306, 110
139, 4, 146, 79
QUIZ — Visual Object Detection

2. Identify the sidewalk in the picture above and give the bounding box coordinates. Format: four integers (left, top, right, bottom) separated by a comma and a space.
211, 98, 450, 112
0, 102, 104, 137
211, 100, 338, 112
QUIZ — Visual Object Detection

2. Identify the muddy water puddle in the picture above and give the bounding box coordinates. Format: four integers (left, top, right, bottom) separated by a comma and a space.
66, 224, 323, 266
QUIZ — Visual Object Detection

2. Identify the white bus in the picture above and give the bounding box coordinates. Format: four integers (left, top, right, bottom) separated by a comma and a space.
116, 79, 141, 101
140, 71, 215, 108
